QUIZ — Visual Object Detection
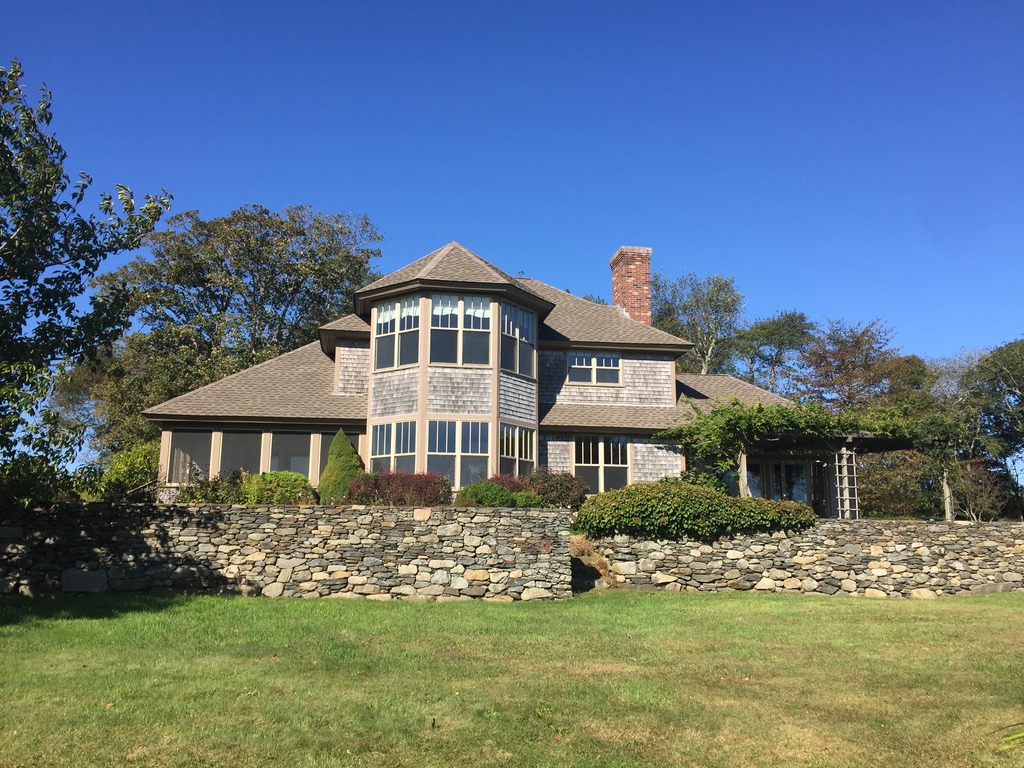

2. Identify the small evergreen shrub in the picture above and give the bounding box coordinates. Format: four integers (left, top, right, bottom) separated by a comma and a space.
347, 471, 451, 506
240, 471, 316, 505
571, 477, 816, 540
317, 429, 364, 504
524, 467, 589, 511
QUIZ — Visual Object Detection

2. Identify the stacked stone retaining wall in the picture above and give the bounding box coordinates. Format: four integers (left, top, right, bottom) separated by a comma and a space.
591, 520, 1024, 598
0, 504, 572, 601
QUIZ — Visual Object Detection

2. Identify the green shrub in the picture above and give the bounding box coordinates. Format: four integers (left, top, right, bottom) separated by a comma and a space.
93, 441, 160, 501
348, 471, 451, 506
240, 471, 316, 505
177, 471, 246, 504
454, 480, 546, 508
676, 468, 728, 493
524, 467, 589, 511
571, 477, 816, 540
317, 429, 364, 504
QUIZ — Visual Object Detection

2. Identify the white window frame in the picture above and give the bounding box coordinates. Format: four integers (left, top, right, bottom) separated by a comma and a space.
567, 351, 621, 385
429, 294, 492, 366
427, 418, 490, 489
374, 297, 420, 370
370, 421, 416, 472
574, 434, 629, 493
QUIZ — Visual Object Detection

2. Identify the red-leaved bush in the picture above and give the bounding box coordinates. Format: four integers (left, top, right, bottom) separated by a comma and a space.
347, 471, 452, 506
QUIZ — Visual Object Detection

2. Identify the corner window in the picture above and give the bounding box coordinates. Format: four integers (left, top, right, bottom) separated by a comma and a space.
169, 430, 212, 484
574, 435, 629, 493
430, 294, 491, 365
375, 297, 420, 370
499, 423, 535, 477
370, 421, 416, 473
568, 351, 620, 384
427, 419, 489, 488
500, 302, 535, 378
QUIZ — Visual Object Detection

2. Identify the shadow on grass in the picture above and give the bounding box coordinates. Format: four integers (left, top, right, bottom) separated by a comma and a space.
0, 593, 200, 627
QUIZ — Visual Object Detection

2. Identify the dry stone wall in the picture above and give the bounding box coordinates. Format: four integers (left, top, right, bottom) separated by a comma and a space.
0, 504, 571, 602
590, 520, 1024, 598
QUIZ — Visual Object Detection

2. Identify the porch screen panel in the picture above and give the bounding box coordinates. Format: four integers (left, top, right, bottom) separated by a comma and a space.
603, 436, 629, 489
220, 431, 261, 475
169, 430, 212, 484
270, 432, 311, 477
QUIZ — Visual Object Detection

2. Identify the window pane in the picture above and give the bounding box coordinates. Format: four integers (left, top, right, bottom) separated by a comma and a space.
568, 366, 591, 383
518, 428, 534, 460
500, 334, 516, 371
519, 460, 534, 477
428, 421, 456, 453
461, 421, 488, 454
394, 455, 416, 473
372, 457, 392, 473
595, 367, 619, 384
604, 466, 629, 490
575, 436, 599, 465
431, 294, 458, 328
785, 464, 808, 504
461, 456, 489, 487
747, 463, 763, 497
430, 329, 458, 363
398, 329, 419, 366
375, 301, 395, 335
575, 466, 599, 495
463, 330, 489, 364
375, 334, 395, 369
427, 455, 455, 485
221, 431, 261, 475
169, 431, 212, 483
499, 456, 516, 475
270, 433, 310, 477
605, 437, 629, 465
518, 341, 534, 378
371, 424, 392, 457
399, 296, 420, 330
463, 296, 490, 329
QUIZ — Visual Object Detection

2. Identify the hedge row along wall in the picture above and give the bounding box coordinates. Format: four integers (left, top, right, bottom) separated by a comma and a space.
589, 519, 1024, 598
0, 504, 572, 601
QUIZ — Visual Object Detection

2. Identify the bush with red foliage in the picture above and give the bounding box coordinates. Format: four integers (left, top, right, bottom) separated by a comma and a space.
347, 471, 452, 507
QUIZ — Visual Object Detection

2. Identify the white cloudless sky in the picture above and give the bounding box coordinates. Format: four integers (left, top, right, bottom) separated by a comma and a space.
6, 1, 1023, 358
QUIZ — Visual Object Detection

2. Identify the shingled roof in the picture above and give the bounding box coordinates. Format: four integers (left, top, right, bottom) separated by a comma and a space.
354, 242, 552, 315
521, 278, 692, 352
143, 342, 365, 423
540, 374, 793, 431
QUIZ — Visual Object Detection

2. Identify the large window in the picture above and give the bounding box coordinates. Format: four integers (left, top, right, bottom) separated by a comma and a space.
427, 419, 489, 488
430, 294, 491, 365
568, 351, 620, 384
500, 302, 535, 378
375, 297, 420, 370
169, 430, 212, 484
499, 423, 535, 477
220, 431, 261, 475
370, 421, 416, 473
270, 432, 311, 476
574, 435, 629, 493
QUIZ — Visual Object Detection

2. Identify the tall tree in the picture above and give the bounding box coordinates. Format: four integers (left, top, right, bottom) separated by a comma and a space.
733, 310, 816, 394
652, 272, 745, 374
83, 204, 382, 455
0, 59, 170, 503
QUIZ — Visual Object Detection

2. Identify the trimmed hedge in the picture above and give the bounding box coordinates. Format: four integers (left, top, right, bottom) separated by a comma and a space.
454, 480, 544, 508
348, 471, 452, 507
571, 477, 816, 540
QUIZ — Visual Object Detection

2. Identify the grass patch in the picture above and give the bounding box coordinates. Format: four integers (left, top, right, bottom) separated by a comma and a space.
1, 591, 1022, 767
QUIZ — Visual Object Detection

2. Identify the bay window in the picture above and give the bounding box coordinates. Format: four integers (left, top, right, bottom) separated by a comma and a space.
375, 297, 420, 370
430, 294, 491, 365
428, 419, 489, 488
499, 423, 535, 477
500, 302, 535, 377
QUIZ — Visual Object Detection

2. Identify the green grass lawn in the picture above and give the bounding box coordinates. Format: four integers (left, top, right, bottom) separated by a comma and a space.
1, 591, 1022, 768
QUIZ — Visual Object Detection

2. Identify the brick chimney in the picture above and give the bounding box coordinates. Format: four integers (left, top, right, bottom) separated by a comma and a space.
609, 246, 652, 325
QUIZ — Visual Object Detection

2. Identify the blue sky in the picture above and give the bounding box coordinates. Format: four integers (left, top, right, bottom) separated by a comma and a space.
6, 1, 1022, 359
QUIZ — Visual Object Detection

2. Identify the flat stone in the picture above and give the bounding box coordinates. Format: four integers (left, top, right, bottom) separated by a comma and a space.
840, 579, 857, 592
611, 561, 637, 575
261, 582, 284, 597
753, 577, 776, 591
864, 588, 888, 599
651, 572, 677, 585
413, 508, 431, 521
465, 569, 491, 581
436, 524, 461, 537
520, 587, 553, 601
910, 588, 938, 599
397, 564, 418, 576
276, 557, 306, 570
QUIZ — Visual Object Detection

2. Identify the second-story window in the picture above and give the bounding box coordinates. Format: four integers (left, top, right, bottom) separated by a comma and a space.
375, 297, 420, 370
568, 351, 621, 384
500, 302, 535, 378
430, 294, 491, 365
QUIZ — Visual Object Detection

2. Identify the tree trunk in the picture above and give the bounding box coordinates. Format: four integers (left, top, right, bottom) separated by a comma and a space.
942, 469, 955, 521
738, 451, 750, 497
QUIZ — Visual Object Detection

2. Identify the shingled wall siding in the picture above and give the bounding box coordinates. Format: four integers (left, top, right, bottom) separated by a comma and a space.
336, 342, 369, 395
498, 373, 537, 422
592, 521, 1024, 598
370, 369, 419, 417
426, 368, 492, 415
539, 353, 675, 406
0, 505, 572, 601
539, 435, 572, 474
631, 440, 684, 482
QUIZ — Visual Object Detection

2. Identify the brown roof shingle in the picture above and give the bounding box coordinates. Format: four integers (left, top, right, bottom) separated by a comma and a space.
143, 342, 366, 423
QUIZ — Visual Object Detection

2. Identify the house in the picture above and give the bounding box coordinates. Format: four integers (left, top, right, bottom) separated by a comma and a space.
144, 242, 865, 516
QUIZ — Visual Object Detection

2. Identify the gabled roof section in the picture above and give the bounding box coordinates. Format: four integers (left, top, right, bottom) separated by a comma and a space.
521, 278, 693, 353
354, 242, 554, 316
143, 342, 365, 424
318, 313, 370, 355
675, 373, 794, 413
